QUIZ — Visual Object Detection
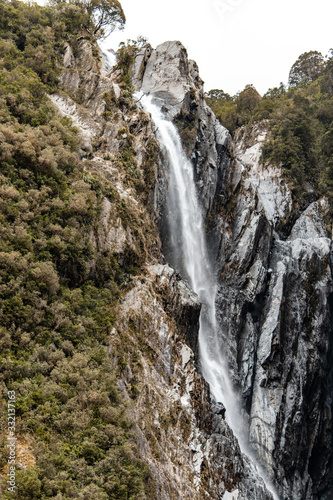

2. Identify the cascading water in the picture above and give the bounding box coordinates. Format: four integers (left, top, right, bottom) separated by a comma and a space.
139, 93, 279, 500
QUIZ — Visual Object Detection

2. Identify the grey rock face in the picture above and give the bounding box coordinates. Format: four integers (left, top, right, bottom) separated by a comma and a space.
134, 41, 232, 266
133, 39, 333, 500
113, 264, 276, 500
53, 38, 276, 499
214, 126, 333, 500
135, 41, 201, 118
149, 263, 201, 355
251, 231, 332, 500
137, 41, 333, 500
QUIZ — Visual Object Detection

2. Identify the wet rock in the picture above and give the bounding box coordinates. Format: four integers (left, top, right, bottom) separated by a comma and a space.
212, 402, 226, 419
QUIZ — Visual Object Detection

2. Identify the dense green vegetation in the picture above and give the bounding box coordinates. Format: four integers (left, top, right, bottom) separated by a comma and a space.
0, 1, 154, 498
205, 51, 333, 213
205, 85, 262, 135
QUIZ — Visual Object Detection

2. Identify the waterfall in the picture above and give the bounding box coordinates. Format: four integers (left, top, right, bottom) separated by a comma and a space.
138, 93, 279, 500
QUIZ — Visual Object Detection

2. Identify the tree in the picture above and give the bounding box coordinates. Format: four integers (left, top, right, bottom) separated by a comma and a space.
236, 84, 261, 122
52, 0, 125, 39
263, 82, 286, 100
204, 89, 232, 102
81, 0, 125, 37
321, 48, 333, 96
288, 50, 325, 87
204, 89, 238, 133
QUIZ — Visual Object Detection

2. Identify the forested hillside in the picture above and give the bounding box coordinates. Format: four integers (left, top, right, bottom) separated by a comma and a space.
0, 1, 155, 498
205, 51, 333, 216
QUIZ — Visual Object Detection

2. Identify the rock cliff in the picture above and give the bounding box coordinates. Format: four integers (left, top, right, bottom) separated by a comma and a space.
51, 38, 332, 500
215, 126, 333, 500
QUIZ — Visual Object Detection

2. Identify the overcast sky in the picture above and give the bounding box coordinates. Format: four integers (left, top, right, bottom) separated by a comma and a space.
101, 0, 333, 96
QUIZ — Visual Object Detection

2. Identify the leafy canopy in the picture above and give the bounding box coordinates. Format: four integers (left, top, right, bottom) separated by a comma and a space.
0, 1, 157, 499
205, 84, 262, 134
51, 0, 126, 39
288, 50, 325, 88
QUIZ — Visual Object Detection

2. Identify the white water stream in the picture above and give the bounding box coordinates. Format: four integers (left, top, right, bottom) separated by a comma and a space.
139, 93, 279, 500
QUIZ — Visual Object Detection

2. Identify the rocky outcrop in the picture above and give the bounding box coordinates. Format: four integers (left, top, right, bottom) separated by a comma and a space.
112, 263, 274, 500
134, 41, 202, 119
133, 40, 333, 499
133, 40, 233, 265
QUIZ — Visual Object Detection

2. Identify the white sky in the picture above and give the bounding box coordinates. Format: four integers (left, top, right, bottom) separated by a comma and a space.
101, 0, 333, 96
